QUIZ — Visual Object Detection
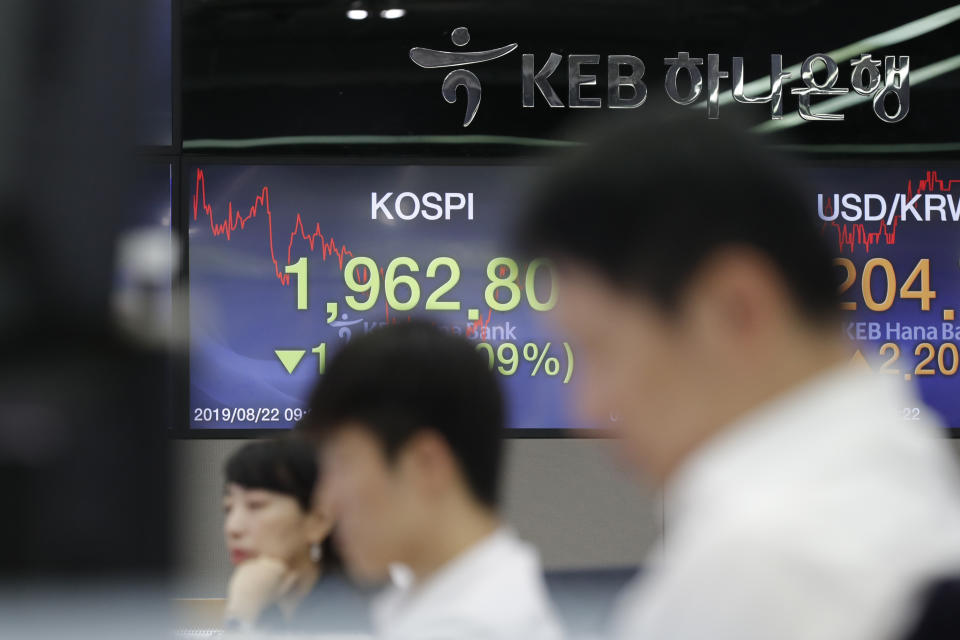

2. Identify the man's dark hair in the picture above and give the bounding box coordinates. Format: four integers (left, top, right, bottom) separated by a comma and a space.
303, 321, 504, 508
517, 110, 838, 323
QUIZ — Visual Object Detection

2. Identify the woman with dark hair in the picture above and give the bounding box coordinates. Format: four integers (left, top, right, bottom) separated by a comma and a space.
221, 437, 338, 631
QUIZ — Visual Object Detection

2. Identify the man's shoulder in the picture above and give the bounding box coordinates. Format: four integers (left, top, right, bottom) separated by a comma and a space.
375, 582, 563, 640
614, 493, 960, 640
373, 530, 564, 639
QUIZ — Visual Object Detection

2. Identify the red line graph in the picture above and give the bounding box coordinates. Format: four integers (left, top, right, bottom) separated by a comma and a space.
821, 198, 898, 254
191, 168, 355, 285
908, 170, 960, 197
191, 168, 498, 329
821, 170, 957, 253
467, 308, 494, 339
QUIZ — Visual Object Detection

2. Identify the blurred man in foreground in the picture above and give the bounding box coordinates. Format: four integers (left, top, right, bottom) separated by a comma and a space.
302, 322, 563, 640
517, 112, 960, 640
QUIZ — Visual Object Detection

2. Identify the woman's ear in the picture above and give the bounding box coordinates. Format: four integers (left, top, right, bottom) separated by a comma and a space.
304, 496, 334, 545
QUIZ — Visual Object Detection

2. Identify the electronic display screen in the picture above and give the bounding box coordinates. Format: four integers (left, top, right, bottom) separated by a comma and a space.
185, 163, 960, 432
136, 0, 172, 146
132, 161, 173, 234
118, 161, 173, 313
813, 166, 960, 430
187, 164, 574, 430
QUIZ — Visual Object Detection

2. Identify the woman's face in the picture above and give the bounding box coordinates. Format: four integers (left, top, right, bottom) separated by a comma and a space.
223, 483, 321, 566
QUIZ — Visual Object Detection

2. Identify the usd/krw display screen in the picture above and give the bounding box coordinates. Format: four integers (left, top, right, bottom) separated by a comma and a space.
812, 166, 960, 430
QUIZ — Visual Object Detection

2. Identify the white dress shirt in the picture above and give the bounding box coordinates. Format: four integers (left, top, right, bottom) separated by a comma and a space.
613, 365, 960, 640
372, 527, 564, 640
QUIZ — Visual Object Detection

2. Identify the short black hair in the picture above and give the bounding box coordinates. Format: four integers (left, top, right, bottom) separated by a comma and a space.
225, 437, 341, 572
517, 110, 838, 323
226, 438, 319, 511
303, 321, 504, 509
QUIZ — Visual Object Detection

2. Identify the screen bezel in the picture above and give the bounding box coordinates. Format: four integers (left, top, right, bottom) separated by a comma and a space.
137, 0, 180, 154
171, 154, 960, 439
173, 154, 584, 439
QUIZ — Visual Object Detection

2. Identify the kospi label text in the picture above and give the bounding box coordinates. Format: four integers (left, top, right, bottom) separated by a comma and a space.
371, 191, 475, 221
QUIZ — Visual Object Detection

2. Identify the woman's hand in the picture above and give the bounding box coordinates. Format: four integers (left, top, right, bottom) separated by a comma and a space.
224, 555, 297, 626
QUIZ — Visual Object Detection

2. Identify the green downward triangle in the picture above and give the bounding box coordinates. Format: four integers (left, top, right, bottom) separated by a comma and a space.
275, 349, 306, 374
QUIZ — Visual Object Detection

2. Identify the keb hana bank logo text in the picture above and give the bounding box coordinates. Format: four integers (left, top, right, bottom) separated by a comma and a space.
410, 26, 910, 127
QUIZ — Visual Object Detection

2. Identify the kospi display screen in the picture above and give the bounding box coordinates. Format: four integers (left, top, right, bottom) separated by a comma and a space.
184, 163, 960, 432
186, 164, 573, 430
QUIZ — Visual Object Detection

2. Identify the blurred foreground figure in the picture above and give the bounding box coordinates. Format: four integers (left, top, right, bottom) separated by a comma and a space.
303, 322, 563, 640
0, 1, 170, 638
518, 113, 960, 640
0, 1, 169, 579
